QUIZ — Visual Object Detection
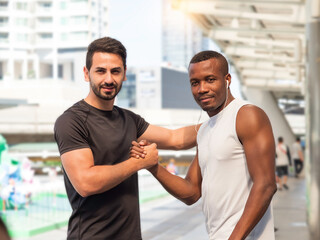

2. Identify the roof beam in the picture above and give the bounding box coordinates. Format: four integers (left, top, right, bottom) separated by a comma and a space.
178, 1, 305, 24
208, 30, 297, 48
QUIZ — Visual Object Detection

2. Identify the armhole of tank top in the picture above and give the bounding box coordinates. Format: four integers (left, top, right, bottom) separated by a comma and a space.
234, 102, 251, 146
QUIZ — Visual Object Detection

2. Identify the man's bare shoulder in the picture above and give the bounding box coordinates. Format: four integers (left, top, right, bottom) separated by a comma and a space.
236, 104, 271, 138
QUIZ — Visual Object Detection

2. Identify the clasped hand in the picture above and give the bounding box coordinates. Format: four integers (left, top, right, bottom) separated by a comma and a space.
130, 140, 159, 169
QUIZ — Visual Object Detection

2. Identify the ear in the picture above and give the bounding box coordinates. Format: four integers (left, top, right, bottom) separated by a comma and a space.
123, 67, 127, 82
225, 73, 231, 87
84, 66, 90, 82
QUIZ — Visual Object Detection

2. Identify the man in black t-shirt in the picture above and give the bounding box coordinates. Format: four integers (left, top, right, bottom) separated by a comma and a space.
54, 37, 199, 240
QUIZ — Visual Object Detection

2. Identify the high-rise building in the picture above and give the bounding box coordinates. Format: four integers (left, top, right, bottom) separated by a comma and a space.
162, 0, 209, 68
0, 0, 108, 88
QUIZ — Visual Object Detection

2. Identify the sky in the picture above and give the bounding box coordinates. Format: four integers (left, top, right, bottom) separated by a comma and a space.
108, 0, 162, 67
108, 0, 243, 99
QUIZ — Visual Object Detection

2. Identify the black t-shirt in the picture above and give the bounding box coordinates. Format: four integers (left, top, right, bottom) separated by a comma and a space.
54, 100, 149, 240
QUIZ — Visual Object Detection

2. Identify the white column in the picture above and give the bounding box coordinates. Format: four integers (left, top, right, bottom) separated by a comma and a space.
306, 1, 320, 239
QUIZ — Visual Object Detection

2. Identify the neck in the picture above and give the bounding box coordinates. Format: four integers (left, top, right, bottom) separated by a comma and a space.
84, 94, 115, 111
207, 94, 235, 117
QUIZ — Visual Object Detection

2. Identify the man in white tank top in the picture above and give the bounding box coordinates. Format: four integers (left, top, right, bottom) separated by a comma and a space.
131, 51, 277, 240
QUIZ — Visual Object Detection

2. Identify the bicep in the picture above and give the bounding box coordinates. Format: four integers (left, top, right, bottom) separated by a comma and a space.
237, 106, 275, 182
61, 148, 94, 189
138, 125, 173, 149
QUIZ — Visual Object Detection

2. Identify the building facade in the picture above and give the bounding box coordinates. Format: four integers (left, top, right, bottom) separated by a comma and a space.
162, 0, 209, 68
0, 0, 108, 84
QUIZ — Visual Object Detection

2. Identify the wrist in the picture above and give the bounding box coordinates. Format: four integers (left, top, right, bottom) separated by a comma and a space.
147, 164, 159, 175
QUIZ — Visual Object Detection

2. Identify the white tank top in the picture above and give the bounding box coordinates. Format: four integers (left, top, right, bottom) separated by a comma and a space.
197, 99, 275, 240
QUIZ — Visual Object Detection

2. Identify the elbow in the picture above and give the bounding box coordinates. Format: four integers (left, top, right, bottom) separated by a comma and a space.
74, 182, 95, 198
264, 182, 277, 198
182, 193, 201, 206
76, 187, 91, 198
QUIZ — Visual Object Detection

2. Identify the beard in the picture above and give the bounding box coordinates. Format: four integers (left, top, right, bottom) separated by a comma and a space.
89, 77, 123, 101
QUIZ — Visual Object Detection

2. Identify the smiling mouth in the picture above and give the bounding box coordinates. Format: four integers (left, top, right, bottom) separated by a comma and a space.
199, 96, 212, 103
101, 87, 115, 93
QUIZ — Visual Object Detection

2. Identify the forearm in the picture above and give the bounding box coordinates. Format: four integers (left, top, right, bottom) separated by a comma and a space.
71, 157, 142, 197
228, 182, 277, 240
149, 164, 200, 205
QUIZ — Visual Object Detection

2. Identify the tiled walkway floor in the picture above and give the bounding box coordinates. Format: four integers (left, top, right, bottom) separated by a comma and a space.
14, 176, 310, 240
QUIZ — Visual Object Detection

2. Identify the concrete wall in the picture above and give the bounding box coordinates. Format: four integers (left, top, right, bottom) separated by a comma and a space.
161, 67, 199, 109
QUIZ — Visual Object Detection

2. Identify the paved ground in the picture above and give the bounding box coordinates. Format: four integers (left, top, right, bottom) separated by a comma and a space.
13, 175, 310, 240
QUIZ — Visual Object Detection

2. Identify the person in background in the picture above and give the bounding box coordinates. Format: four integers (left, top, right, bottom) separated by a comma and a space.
291, 137, 304, 178
166, 158, 178, 175
276, 136, 290, 190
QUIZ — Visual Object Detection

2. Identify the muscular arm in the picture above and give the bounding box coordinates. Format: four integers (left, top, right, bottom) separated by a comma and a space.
138, 124, 201, 150
61, 144, 158, 197
147, 151, 202, 205
229, 105, 277, 240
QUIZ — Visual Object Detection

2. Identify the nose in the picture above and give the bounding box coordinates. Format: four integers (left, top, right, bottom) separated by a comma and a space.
104, 72, 114, 84
198, 81, 208, 93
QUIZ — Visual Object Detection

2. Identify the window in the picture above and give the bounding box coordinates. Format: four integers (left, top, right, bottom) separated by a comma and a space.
0, 33, 8, 42
72, 16, 87, 25
38, 2, 52, 8
16, 2, 27, 10
60, 17, 68, 25
0, 17, 8, 26
15, 17, 28, 26
70, 32, 88, 41
39, 33, 53, 39
0, 2, 8, 8
38, 17, 52, 24
60, 1, 67, 9
16, 33, 28, 42
60, 33, 68, 41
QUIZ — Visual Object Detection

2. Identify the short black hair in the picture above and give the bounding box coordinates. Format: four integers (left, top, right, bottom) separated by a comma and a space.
278, 137, 283, 142
189, 50, 229, 75
86, 37, 127, 71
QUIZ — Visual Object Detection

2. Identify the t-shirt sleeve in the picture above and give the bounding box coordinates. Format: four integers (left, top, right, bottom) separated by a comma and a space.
54, 111, 90, 155
129, 111, 149, 138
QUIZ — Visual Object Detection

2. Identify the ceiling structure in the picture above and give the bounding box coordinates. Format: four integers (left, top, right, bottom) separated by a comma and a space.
172, 0, 306, 102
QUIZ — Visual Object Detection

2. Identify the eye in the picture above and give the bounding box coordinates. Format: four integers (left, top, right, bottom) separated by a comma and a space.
112, 70, 120, 74
207, 78, 215, 83
190, 81, 199, 87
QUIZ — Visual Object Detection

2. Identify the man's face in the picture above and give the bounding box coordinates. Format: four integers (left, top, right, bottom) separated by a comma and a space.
84, 52, 126, 101
189, 58, 229, 117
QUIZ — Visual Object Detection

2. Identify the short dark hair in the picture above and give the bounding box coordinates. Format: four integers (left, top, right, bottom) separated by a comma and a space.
86, 37, 127, 71
189, 50, 229, 75
278, 137, 283, 142
296, 137, 300, 141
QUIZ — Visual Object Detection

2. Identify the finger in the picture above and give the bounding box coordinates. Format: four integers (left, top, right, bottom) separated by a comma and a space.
139, 140, 150, 146
130, 146, 147, 159
131, 146, 146, 154
131, 141, 141, 147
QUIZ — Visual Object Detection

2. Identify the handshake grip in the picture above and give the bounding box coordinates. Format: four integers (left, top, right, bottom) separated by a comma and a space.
130, 141, 159, 170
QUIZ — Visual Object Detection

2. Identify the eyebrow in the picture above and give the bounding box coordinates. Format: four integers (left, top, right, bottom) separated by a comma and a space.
94, 67, 122, 71
111, 67, 122, 71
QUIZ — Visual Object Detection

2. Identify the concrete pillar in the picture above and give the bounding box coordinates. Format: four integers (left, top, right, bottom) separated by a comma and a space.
306, 1, 320, 239
243, 87, 295, 145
